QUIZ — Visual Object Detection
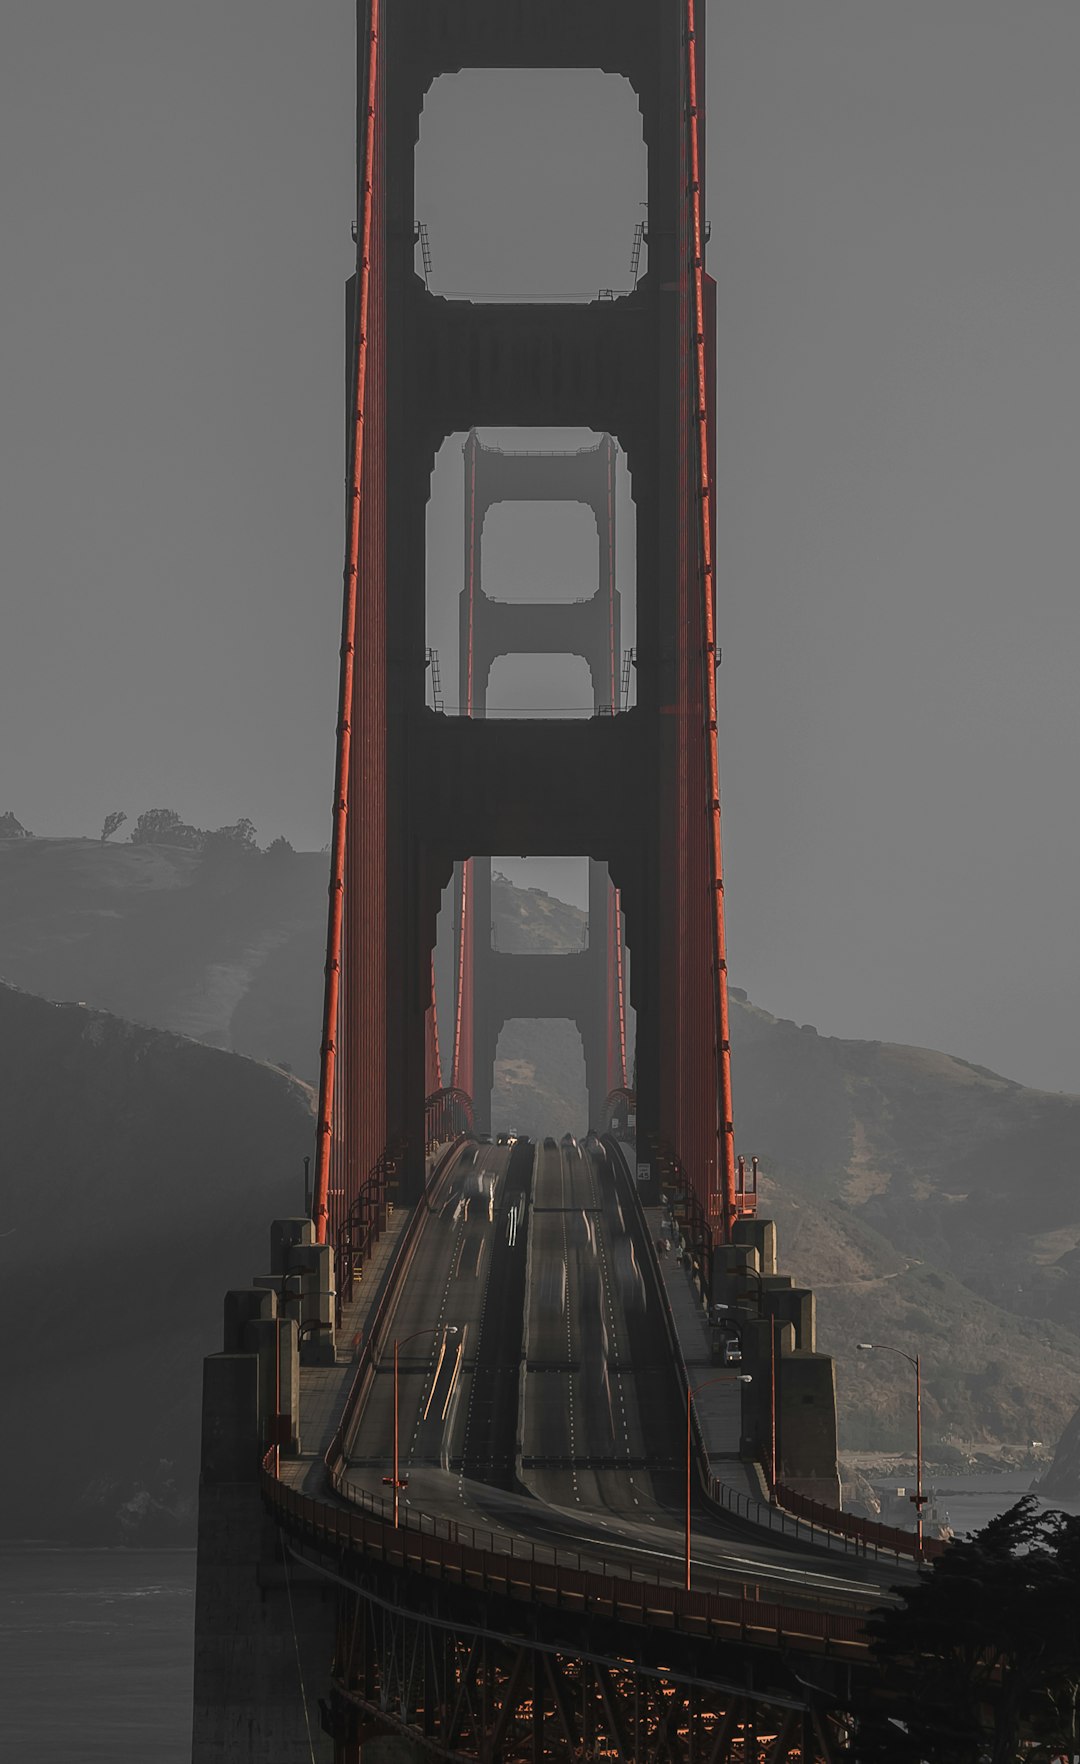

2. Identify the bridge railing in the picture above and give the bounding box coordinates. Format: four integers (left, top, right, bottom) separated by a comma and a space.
333, 1147, 399, 1323
602, 1087, 636, 1137
772, 1481, 946, 1564
424, 1086, 473, 1153
262, 1457, 870, 1656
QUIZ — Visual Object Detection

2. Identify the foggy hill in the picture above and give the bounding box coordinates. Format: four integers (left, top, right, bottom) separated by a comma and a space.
0, 983, 313, 1544
0, 836, 327, 1081
3, 834, 1080, 1478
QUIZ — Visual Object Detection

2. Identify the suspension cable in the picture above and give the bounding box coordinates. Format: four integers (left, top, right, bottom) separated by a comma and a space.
686, 0, 738, 1241
312, 0, 380, 1244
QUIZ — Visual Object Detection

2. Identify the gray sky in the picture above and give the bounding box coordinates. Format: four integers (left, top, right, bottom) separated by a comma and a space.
2, 4, 1078, 1093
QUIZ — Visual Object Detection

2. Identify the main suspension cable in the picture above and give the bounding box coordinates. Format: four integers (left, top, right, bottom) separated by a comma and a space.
312, 0, 380, 1244
686, 0, 738, 1241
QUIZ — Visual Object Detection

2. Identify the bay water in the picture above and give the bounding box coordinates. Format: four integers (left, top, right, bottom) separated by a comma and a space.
0, 1545, 195, 1762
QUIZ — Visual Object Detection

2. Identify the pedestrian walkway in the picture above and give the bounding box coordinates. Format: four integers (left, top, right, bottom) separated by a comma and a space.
644, 1206, 762, 1501
280, 1204, 407, 1495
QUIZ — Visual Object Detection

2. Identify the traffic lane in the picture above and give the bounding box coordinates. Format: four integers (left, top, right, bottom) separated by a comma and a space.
523, 1145, 672, 1494
521, 1205, 573, 1471
522, 1146, 614, 1485
345, 1143, 509, 1469
412, 1142, 518, 1472
457, 1137, 533, 1488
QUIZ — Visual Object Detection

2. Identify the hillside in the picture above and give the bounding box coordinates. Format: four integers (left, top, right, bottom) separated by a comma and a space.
3, 835, 1079, 1477
0, 836, 326, 1080
0, 982, 313, 1543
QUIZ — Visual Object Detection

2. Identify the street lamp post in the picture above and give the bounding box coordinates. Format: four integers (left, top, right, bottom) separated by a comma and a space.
388, 1325, 458, 1527
857, 1342, 924, 1558
686, 1371, 752, 1591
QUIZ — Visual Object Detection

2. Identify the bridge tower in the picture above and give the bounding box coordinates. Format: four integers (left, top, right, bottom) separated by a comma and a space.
314, 0, 737, 1249
451, 432, 628, 1134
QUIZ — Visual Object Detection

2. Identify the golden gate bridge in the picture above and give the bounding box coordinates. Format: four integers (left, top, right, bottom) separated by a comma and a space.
191, 8, 931, 1760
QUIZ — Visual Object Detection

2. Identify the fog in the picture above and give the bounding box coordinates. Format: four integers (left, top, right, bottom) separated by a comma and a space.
2, 3, 1078, 1091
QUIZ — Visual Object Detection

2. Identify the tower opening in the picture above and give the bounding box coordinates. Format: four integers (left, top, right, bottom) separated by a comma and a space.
416, 70, 646, 301
494, 1019, 587, 1142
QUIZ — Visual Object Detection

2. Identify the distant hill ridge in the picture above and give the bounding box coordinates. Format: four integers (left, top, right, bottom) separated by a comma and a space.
3, 834, 1079, 1485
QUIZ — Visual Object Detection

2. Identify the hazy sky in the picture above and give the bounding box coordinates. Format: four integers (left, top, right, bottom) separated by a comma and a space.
2, 4, 1078, 1093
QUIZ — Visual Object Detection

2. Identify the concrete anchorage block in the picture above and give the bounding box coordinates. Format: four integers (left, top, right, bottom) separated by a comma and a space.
223, 1286, 277, 1353
270, 1216, 315, 1274
244, 1316, 301, 1456
199, 1353, 262, 1483
256, 1236, 336, 1365
732, 1216, 777, 1275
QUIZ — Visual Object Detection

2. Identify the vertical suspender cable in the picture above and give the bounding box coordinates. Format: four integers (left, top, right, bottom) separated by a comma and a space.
313, 0, 380, 1244
686, 0, 737, 1242
451, 437, 478, 1095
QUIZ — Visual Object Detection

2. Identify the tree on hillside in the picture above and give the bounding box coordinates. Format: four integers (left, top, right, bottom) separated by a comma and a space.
200, 818, 259, 862
99, 810, 127, 843
129, 808, 204, 850
262, 835, 294, 861
852, 1497, 1080, 1763
0, 813, 31, 838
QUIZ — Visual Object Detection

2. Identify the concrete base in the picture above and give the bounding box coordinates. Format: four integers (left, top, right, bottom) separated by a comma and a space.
191, 1481, 335, 1763
361, 1740, 430, 1763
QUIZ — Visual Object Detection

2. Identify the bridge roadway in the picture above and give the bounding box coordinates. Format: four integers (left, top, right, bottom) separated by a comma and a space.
341, 1137, 897, 1613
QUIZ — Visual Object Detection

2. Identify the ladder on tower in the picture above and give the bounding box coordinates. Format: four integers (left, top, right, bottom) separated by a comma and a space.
426, 647, 444, 713
630, 219, 646, 287
416, 221, 433, 288
620, 647, 636, 713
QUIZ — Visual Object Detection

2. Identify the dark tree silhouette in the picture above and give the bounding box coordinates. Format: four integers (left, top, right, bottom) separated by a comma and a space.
200, 818, 259, 861
130, 808, 204, 850
99, 810, 127, 843
853, 1497, 1080, 1763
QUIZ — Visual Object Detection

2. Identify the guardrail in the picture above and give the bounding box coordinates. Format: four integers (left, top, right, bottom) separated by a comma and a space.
774, 1482, 946, 1564
262, 1461, 869, 1657
425, 1087, 473, 1150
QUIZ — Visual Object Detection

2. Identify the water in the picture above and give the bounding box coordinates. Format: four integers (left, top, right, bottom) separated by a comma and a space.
0, 1546, 195, 1762
914, 1471, 1080, 1539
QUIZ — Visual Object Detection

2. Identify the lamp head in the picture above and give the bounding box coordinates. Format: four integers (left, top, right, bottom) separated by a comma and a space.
737, 1374, 753, 1384
856, 1343, 874, 1352
445, 1325, 460, 1337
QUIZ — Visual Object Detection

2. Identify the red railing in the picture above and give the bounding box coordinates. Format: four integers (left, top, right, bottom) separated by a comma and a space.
736, 1153, 759, 1217
774, 1482, 947, 1564
602, 1087, 636, 1136
425, 1087, 474, 1152
262, 1465, 869, 1657
333, 1146, 397, 1323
